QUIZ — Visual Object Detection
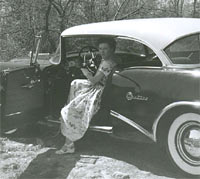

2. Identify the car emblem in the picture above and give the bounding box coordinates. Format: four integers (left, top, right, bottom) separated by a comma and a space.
126, 92, 148, 101
126, 92, 134, 101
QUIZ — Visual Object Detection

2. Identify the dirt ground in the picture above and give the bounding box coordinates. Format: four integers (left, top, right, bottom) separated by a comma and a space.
0, 125, 192, 179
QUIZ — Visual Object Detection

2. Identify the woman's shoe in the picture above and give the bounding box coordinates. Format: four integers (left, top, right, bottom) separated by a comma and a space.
55, 143, 75, 154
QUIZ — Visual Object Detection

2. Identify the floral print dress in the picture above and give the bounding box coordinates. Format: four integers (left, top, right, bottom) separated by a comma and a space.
60, 60, 116, 142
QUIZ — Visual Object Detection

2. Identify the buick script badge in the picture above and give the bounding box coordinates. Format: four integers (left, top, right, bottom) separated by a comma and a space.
126, 92, 148, 101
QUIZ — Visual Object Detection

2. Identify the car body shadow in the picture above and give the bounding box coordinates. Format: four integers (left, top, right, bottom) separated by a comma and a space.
18, 130, 187, 179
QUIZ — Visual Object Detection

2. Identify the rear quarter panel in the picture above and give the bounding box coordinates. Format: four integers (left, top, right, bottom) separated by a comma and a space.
110, 67, 200, 129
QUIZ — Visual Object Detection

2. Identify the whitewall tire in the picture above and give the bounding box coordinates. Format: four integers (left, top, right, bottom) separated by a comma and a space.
167, 113, 200, 176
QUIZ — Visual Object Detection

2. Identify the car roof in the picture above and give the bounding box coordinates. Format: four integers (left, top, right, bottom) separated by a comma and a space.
61, 18, 200, 50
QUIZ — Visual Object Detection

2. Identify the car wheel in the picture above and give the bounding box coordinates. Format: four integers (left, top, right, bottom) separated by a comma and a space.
166, 113, 200, 176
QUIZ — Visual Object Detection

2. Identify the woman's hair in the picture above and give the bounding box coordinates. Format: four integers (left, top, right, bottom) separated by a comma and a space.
97, 37, 116, 51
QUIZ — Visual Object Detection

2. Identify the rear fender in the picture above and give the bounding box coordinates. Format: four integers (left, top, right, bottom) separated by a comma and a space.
153, 101, 200, 143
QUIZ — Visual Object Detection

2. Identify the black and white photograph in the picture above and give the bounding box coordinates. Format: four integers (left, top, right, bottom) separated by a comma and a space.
0, 0, 200, 178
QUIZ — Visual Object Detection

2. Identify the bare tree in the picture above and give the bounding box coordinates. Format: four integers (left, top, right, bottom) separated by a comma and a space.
113, 0, 146, 20
168, 0, 185, 17
193, 0, 197, 17
113, 0, 129, 20
48, 0, 75, 32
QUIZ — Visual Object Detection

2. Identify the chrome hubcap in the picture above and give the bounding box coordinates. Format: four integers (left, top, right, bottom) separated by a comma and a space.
176, 121, 200, 166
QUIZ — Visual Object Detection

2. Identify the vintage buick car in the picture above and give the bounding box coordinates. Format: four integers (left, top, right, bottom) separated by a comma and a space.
0, 18, 200, 176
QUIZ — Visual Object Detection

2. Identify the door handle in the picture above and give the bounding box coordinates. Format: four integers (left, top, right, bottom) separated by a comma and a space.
21, 84, 34, 89
21, 79, 40, 89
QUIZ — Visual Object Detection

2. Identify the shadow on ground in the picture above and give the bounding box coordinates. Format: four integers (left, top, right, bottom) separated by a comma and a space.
12, 126, 189, 179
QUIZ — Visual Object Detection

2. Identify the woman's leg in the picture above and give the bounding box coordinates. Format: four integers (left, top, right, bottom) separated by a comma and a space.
55, 117, 75, 154
55, 137, 75, 154
64, 136, 74, 146
55, 79, 91, 154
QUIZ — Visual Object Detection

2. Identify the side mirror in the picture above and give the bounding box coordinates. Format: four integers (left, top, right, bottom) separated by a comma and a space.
49, 54, 60, 65
49, 43, 61, 65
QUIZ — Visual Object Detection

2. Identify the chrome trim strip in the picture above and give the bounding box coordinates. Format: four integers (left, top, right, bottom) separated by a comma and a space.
110, 110, 155, 141
47, 119, 61, 124
4, 128, 18, 134
5, 111, 22, 117
89, 126, 113, 134
127, 66, 163, 70
152, 101, 200, 141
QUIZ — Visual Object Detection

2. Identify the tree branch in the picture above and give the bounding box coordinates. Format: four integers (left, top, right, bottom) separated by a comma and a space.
63, 0, 73, 15
0, 29, 21, 36
116, 1, 145, 20
45, 1, 52, 32
51, 0, 62, 15
193, 0, 197, 17
113, 0, 129, 20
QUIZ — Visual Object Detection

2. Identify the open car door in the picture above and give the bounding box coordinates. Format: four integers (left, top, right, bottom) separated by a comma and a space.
1, 35, 45, 134
3, 67, 44, 132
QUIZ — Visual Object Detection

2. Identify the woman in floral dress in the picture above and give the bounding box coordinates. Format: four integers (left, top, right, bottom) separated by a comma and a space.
56, 37, 117, 154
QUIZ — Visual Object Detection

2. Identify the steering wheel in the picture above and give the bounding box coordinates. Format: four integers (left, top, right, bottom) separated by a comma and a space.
79, 46, 100, 74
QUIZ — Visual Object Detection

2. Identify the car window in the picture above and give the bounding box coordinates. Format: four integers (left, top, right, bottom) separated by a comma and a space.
165, 34, 200, 64
64, 36, 100, 54
61, 36, 161, 67
64, 36, 146, 56
114, 37, 162, 68
116, 37, 146, 56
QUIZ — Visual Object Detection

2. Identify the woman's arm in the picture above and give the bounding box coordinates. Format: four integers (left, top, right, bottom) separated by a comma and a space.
81, 68, 104, 84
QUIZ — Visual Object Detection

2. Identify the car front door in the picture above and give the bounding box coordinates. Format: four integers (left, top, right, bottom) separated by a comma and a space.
1, 66, 44, 133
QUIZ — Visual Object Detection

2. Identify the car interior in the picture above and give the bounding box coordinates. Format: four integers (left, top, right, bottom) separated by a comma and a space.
42, 36, 163, 123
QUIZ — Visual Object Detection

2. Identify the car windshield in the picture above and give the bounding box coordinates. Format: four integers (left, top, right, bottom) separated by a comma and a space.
165, 34, 200, 64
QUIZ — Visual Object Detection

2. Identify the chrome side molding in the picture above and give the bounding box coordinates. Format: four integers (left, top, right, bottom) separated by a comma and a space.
89, 126, 113, 134
110, 110, 155, 142
5, 111, 22, 117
